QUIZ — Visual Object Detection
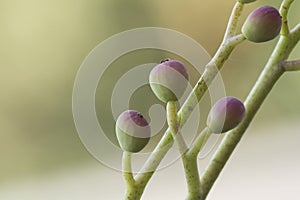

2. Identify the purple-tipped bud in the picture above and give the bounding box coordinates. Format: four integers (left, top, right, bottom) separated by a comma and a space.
242, 6, 282, 43
116, 110, 150, 153
207, 97, 245, 134
237, 0, 256, 3
149, 60, 189, 103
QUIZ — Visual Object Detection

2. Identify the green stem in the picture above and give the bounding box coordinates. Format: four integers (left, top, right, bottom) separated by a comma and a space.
123, 152, 134, 184
291, 23, 300, 39
132, 1, 299, 199
167, 101, 203, 199
187, 127, 212, 158
134, 3, 245, 191
179, 34, 245, 126
280, 0, 294, 36
223, 2, 244, 40
123, 152, 149, 200
124, 186, 144, 200
182, 154, 202, 200
135, 34, 245, 184
166, 101, 188, 154
122, 152, 141, 200
200, 23, 300, 200
282, 59, 300, 71
182, 127, 213, 200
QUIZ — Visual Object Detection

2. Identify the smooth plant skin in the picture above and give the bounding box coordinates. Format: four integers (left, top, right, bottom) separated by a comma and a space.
132, 3, 246, 199
149, 60, 189, 103
207, 96, 245, 133
116, 110, 150, 153
166, 101, 203, 199
119, 0, 300, 199
200, 0, 300, 198
242, 6, 282, 43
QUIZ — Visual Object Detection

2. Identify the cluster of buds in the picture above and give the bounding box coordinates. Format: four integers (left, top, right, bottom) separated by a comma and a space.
116, 60, 246, 152
115, 3, 283, 153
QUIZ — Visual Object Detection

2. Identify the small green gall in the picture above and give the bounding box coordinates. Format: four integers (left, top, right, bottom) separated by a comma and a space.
149, 60, 189, 103
207, 96, 245, 134
116, 110, 150, 153
237, 0, 256, 4
242, 6, 282, 43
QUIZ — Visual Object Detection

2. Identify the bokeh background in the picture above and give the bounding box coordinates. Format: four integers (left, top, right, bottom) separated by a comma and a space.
1, 0, 300, 199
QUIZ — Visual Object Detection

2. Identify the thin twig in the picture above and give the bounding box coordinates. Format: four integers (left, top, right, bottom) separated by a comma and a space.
279, 0, 294, 36
122, 152, 135, 185
282, 59, 300, 71
187, 127, 211, 158
134, 1, 246, 193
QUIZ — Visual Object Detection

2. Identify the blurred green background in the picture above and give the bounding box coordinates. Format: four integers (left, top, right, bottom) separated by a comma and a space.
0, 0, 299, 198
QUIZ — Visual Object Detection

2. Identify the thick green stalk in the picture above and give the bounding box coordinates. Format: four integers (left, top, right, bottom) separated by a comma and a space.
187, 128, 211, 158
135, 35, 245, 179
134, 3, 245, 197
121, 0, 299, 199
183, 127, 213, 200
200, 26, 300, 200
125, 185, 145, 200
166, 101, 187, 154
282, 59, 300, 71
134, 34, 245, 187
183, 155, 202, 200
167, 101, 203, 199
280, 0, 294, 36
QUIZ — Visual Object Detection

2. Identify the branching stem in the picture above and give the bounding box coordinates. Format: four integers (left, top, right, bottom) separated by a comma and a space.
200, 1, 300, 198
167, 101, 203, 199
280, 0, 294, 36
282, 59, 300, 71
123, 1, 300, 199
134, 3, 246, 197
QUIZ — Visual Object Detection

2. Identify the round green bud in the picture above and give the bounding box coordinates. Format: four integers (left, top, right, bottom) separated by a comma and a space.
149, 59, 189, 103
242, 6, 282, 43
115, 110, 150, 153
237, 0, 256, 3
207, 96, 245, 134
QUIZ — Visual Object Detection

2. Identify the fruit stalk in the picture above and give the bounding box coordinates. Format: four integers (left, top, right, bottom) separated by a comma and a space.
134, 2, 245, 193
167, 101, 203, 199
200, 1, 300, 197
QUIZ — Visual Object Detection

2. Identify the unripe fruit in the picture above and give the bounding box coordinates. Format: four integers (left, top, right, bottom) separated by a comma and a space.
237, 0, 256, 3
149, 60, 189, 103
207, 97, 245, 133
116, 110, 150, 153
242, 6, 282, 43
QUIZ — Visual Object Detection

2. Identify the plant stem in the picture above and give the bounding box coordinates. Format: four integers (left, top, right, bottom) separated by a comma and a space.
124, 186, 144, 200
134, 2, 245, 193
183, 154, 202, 200
200, 23, 300, 200
223, 2, 244, 40
123, 152, 134, 184
282, 59, 300, 71
182, 127, 213, 200
135, 34, 245, 184
166, 101, 188, 154
187, 127, 212, 158
291, 23, 300, 39
280, 0, 294, 36
122, 152, 141, 200
166, 101, 203, 199
179, 34, 245, 127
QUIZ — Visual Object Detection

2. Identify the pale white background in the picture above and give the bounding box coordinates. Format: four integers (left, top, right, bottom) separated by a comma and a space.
1, 120, 299, 200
